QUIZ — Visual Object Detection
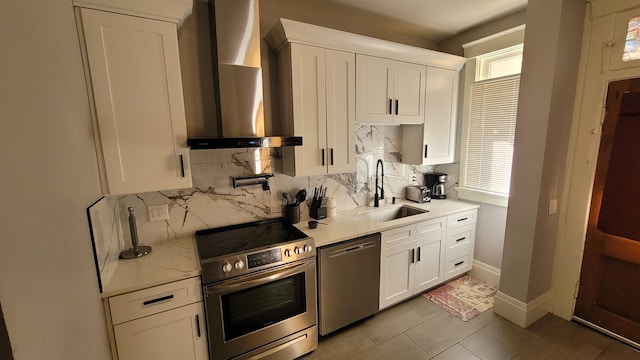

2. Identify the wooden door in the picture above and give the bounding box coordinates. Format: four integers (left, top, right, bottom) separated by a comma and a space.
575, 78, 640, 344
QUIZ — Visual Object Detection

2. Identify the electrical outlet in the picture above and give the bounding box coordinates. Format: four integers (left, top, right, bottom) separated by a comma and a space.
148, 204, 169, 221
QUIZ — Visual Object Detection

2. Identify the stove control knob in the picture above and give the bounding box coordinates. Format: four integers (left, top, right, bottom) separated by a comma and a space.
294, 247, 302, 255
222, 263, 233, 273
284, 249, 292, 257
234, 260, 244, 270
304, 245, 313, 253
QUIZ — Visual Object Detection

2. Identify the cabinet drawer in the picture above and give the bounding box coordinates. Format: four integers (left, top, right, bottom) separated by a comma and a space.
447, 209, 477, 229
444, 249, 473, 280
416, 217, 446, 238
109, 277, 202, 325
446, 224, 474, 252
381, 224, 416, 250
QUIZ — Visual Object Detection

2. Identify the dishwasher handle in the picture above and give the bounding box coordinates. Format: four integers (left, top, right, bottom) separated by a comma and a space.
327, 241, 378, 259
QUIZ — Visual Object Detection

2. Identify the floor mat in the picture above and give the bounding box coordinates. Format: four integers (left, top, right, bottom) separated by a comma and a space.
423, 275, 497, 321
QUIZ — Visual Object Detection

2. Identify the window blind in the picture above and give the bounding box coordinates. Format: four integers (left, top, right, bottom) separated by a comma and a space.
465, 75, 520, 195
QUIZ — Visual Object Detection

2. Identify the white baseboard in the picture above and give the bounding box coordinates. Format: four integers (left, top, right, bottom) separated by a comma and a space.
493, 290, 553, 328
469, 260, 501, 287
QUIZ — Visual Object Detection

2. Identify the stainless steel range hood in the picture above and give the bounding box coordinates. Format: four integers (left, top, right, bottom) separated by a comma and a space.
187, 0, 301, 149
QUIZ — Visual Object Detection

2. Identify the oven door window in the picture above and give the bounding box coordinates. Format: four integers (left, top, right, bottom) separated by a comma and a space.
221, 272, 306, 341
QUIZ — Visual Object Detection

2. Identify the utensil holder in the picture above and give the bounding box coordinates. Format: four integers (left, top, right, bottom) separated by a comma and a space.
285, 204, 300, 224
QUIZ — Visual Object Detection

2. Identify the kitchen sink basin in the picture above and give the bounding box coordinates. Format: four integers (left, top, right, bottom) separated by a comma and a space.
360, 205, 428, 222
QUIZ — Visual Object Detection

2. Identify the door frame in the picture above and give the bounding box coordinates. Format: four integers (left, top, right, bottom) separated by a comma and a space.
552, 1, 640, 325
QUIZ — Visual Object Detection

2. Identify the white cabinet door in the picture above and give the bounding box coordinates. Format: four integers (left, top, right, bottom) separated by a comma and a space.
393, 61, 426, 124
356, 55, 394, 124
114, 302, 208, 360
282, 44, 355, 177
80, 8, 192, 195
290, 44, 328, 176
380, 241, 415, 309
423, 67, 457, 164
402, 67, 459, 165
326, 49, 356, 174
356, 55, 426, 125
414, 234, 445, 293
380, 224, 416, 309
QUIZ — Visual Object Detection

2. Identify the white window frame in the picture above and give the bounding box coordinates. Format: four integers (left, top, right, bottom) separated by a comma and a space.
457, 29, 525, 208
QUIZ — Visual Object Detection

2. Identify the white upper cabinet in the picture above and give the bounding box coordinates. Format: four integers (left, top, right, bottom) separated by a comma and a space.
356, 55, 426, 125
278, 43, 356, 177
77, 5, 192, 195
266, 19, 464, 168
402, 67, 459, 165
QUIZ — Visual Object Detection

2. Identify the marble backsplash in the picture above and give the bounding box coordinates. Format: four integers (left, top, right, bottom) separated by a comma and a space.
114, 125, 454, 246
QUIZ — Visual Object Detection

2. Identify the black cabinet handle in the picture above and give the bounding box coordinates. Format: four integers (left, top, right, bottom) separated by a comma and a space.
389, 99, 393, 114
321, 149, 325, 166
330, 148, 334, 165
454, 261, 464, 267
457, 217, 468, 222
424, 145, 428, 158
456, 237, 466, 242
196, 314, 201, 338
395, 99, 399, 115
179, 155, 185, 177
142, 294, 174, 306
411, 248, 415, 263
417, 247, 421, 262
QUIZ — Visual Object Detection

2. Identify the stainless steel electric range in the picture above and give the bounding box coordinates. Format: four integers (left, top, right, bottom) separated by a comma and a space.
195, 218, 317, 360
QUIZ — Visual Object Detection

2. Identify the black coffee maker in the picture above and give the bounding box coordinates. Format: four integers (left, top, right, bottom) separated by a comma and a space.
426, 172, 447, 199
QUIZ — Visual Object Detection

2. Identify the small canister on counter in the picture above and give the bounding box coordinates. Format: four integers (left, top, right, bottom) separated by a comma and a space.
327, 197, 337, 217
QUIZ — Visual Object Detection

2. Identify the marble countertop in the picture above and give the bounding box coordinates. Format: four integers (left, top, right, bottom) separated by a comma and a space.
295, 199, 480, 248
100, 200, 478, 298
101, 237, 200, 298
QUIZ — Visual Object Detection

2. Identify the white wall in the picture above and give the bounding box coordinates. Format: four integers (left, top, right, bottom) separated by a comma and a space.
435, 11, 527, 271
0, 1, 111, 359
499, 0, 585, 303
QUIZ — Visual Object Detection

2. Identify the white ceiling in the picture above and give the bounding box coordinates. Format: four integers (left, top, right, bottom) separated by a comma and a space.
322, 0, 528, 41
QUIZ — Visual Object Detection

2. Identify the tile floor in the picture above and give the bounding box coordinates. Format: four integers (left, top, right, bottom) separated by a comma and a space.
302, 295, 640, 360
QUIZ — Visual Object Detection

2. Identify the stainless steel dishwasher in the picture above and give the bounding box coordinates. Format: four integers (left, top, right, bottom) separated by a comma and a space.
317, 233, 381, 335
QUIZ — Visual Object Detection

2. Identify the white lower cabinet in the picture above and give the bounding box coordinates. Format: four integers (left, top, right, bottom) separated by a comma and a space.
114, 302, 207, 360
107, 277, 208, 360
443, 210, 477, 281
379, 209, 477, 309
380, 217, 446, 309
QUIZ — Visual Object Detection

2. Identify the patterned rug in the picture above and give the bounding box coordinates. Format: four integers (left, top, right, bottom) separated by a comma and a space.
423, 275, 497, 321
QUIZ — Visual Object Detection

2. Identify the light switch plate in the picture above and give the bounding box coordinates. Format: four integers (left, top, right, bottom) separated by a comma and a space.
548, 199, 558, 215
148, 204, 169, 221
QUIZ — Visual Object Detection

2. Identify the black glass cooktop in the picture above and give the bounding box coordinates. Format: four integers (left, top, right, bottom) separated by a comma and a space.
195, 218, 308, 260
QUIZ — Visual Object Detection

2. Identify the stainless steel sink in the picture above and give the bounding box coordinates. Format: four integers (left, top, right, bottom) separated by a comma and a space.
360, 205, 428, 222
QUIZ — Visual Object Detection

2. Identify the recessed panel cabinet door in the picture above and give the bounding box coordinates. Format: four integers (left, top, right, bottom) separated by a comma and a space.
356, 55, 394, 124
114, 303, 208, 360
393, 61, 426, 124
80, 8, 191, 195
326, 49, 356, 174
291, 44, 328, 176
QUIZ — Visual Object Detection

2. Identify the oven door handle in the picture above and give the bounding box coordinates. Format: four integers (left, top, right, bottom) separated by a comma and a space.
205, 261, 314, 294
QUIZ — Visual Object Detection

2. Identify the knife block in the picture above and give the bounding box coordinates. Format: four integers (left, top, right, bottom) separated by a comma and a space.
310, 206, 327, 220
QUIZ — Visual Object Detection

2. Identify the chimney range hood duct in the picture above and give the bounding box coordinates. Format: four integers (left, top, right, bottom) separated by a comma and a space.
187, 0, 302, 149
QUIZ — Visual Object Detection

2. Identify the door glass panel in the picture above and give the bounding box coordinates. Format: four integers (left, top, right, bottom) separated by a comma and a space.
597, 92, 640, 241
623, 17, 640, 62
221, 273, 306, 341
